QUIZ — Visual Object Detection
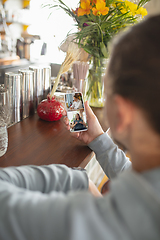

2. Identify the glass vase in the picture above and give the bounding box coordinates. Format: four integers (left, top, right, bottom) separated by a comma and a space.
84, 57, 106, 107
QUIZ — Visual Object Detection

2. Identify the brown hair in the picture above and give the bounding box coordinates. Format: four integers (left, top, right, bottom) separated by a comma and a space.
75, 113, 81, 120
106, 15, 160, 134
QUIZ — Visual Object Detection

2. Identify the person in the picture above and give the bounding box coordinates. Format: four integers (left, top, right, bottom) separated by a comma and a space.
69, 102, 72, 108
0, 15, 160, 240
70, 94, 83, 109
71, 113, 87, 131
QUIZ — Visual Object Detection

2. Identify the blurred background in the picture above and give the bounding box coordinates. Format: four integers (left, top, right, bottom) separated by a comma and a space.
0, 0, 80, 64
0, 0, 159, 81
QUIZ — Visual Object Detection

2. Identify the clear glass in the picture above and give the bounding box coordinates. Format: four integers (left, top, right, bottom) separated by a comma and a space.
84, 57, 106, 107
0, 87, 10, 157
0, 125, 8, 157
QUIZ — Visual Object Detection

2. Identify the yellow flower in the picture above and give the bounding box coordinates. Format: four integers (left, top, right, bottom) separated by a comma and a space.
124, 1, 138, 16
136, 7, 148, 17
112, 0, 124, 8
120, 7, 127, 14
92, 0, 109, 16
112, 0, 127, 14
77, 0, 91, 16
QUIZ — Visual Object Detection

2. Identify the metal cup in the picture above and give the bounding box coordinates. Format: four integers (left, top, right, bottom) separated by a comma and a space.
18, 69, 34, 119
42, 66, 51, 99
4, 72, 22, 124
29, 66, 43, 109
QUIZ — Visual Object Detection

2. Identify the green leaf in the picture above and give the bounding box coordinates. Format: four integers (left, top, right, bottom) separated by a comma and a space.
100, 42, 108, 58
138, 0, 151, 7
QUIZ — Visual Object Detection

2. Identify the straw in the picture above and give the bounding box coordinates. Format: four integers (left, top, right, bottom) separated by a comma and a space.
72, 61, 89, 90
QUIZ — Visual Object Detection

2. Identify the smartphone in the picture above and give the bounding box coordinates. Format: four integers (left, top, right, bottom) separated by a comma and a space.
65, 92, 88, 132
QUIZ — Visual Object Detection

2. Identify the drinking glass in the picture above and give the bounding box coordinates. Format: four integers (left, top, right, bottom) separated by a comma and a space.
0, 86, 10, 157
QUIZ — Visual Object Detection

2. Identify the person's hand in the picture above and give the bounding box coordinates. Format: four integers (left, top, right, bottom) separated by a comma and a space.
88, 179, 102, 197
63, 101, 104, 144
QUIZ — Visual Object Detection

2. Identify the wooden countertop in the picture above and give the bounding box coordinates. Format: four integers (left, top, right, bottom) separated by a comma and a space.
0, 56, 20, 66
0, 107, 108, 169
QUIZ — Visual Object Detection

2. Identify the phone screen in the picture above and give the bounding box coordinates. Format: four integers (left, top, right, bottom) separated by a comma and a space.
65, 92, 88, 132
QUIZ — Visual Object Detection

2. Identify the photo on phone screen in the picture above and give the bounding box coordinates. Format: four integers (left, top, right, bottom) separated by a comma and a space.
65, 92, 88, 132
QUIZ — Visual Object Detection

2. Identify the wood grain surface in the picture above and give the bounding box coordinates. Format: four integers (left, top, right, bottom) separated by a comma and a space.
0, 107, 107, 168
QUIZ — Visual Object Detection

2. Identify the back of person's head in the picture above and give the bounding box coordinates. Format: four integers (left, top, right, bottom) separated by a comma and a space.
106, 14, 160, 134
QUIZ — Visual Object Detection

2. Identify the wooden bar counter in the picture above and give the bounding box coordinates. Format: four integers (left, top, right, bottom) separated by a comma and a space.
0, 108, 107, 169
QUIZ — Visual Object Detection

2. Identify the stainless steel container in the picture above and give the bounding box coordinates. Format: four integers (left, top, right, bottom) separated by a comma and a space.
18, 69, 34, 119
4, 72, 22, 124
29, 66, 43, 109
42, 66, 51, 99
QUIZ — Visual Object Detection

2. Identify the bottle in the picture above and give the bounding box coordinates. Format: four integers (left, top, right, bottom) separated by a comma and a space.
0, 124, 8, 157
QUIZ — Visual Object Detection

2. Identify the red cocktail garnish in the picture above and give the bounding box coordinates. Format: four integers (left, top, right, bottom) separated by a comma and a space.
37, 95, 64, 121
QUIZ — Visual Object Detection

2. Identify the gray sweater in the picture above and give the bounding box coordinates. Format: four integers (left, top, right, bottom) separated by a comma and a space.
0, 132, 160, 240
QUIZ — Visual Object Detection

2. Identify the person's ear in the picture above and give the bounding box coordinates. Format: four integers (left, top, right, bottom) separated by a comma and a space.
113, 95, 133, 134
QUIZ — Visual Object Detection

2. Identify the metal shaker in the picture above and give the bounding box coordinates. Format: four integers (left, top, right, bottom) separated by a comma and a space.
42, 66, 51, 99
29, 66, 43, 109
4, 72, 22, 125
18, 69, 34, 119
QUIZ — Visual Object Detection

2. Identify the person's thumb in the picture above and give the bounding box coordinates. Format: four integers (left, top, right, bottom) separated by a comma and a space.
84, 101, 95, 119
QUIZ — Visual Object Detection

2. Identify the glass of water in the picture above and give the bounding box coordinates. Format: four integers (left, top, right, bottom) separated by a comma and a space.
0, 86, 10, 157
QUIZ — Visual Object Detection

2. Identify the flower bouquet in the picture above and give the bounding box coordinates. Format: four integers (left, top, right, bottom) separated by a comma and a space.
45, 0, 150, 107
